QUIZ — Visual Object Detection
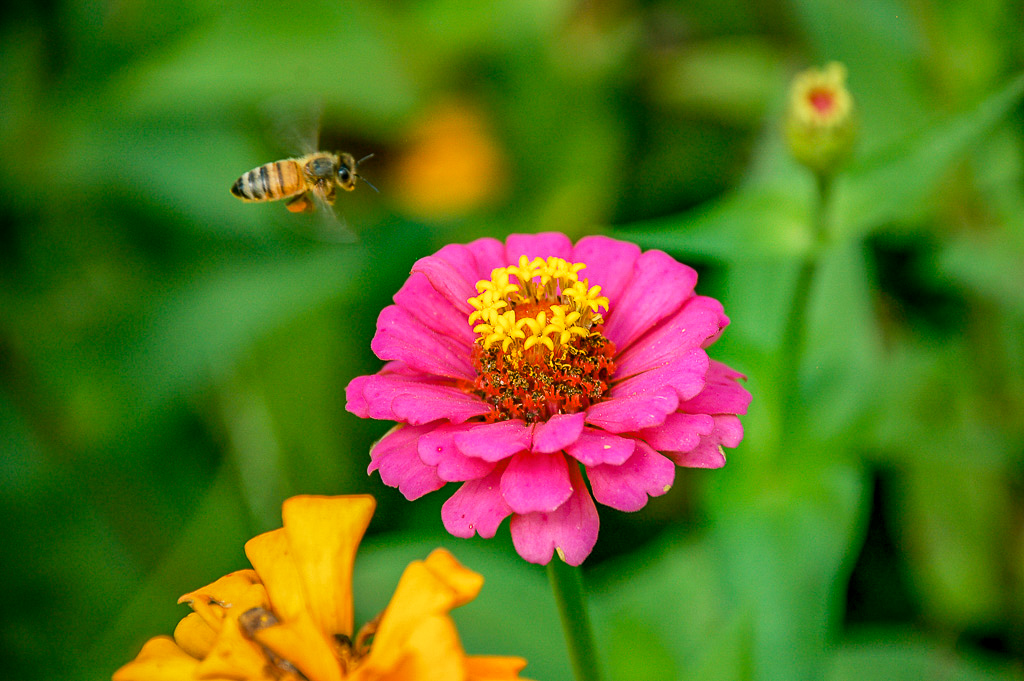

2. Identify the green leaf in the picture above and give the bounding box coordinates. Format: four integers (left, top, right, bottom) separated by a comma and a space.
216, 306, 371, 526
893, 463, 1010, 627
837, 72, 1024, 239
689, 611, 756, 681
937, 231, 1024, 315
0, 24, 47, 205
109, 3, 417, 123
84, 248, 370, 446
617, 181, 815, 261
801, 241, 883, 437
398, 0, 570, 61
592, 534, 733, 678
600, 614, 680, 681
613, 87, 820, 264
85, 466, 254, 680
53, 120, 274, 239
647, 38, 788, 126
707, 460, 869, 681
868, 338, 1013, 470
827, 633, 1021, 681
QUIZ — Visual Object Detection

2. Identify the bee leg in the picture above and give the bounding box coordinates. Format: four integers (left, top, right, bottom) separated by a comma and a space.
286, 193, 315, 213
322, 184, 337, 206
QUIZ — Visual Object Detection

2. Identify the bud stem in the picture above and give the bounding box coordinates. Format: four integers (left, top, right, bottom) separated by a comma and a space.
779, 171, 833, 438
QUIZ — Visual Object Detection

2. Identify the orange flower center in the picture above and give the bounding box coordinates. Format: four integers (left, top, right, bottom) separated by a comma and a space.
466, 256, 617, 423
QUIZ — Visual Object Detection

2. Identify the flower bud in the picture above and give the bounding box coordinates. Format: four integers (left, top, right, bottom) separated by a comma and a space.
785, 62, 857, 174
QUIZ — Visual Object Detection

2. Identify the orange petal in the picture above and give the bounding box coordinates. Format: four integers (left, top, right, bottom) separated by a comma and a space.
423, 549, 483, 608
280, 494, 376, 639
465, 656, 531, 680
245, 527, 309, 623
364, 556, 477, 673
112, 636, 200, 681
253, 617, 343, 681
173, 612, 217, 659
178, 569, 266, 633
193, 615, 275, 680
355, 615, 465, 681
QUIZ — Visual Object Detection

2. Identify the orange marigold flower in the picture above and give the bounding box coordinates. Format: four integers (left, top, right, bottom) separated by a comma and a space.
113, 495, 530, 681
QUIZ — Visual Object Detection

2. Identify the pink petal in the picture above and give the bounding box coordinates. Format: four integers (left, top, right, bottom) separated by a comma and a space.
637, 413, 714, 453
532, 413, 586, 453
368, 424, 446, 500
708, 359, 746, 383
587, 441, 675, 512
615, 296, 728, 378
393, 271, 475, 346
584, 387, 679, 433
453, 420, 532, 462
441, 463, 513, 539
345, 372, 389, 418
509, 466, 599, 566
504, 232, 574, 264
668, 445, 725, 469
466, 236, 509, 277
666, 415, 743, 468
500, 450, 573, 514
411, 249, 478, 316
679, 360, 751, 415
712, 414, 744, 448
603, 250, 698, 351
433, 242, 488, 288
345, 374, 490, 425
418, 424, 496, 482
565, 427, 635, 466
572, 235, 641, 308
375, 360, 422, 377
371, 305, 475, 380
611, 350, 709, 402
701, 312, 730, 349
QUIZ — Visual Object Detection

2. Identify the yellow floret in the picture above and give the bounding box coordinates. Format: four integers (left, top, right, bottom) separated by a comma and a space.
467, 257, 609, 354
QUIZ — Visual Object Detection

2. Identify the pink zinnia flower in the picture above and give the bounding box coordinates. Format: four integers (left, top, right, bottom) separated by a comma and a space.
346, 233, 750, 566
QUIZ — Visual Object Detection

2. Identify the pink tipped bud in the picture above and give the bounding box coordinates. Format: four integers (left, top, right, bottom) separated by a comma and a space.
785, 62, 857, 174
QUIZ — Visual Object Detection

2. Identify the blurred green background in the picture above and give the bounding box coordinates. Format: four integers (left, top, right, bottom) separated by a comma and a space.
2, 1, 1023, 680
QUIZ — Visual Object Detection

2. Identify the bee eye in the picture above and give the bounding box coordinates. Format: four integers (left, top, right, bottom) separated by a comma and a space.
338, 167, 351, 183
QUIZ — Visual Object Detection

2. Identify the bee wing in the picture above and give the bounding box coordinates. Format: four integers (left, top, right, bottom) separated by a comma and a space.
285, 187, 355, 242
257, 98, 322, 157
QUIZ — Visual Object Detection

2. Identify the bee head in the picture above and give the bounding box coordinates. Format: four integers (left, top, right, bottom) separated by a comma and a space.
337, 153, 378, 193
335, 153, 358, 191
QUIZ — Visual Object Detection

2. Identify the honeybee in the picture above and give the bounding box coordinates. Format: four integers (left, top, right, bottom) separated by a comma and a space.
230, 151, 375, 213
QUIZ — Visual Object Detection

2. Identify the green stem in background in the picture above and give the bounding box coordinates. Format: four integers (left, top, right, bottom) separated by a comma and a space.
548, 559, 602, 681
778, 171, 833, 437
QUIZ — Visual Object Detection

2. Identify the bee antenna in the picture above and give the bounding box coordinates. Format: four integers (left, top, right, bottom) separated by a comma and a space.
358, 174, 380, 194
346, 153, 378, 192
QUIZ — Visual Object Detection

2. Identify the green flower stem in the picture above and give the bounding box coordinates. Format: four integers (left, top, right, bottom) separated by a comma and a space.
548, 559, 602, 681
779, 171, 833, 436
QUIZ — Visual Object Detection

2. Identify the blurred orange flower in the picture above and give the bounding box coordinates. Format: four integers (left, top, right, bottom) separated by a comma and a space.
113, 495, 530, 681
393, 101, 507, 218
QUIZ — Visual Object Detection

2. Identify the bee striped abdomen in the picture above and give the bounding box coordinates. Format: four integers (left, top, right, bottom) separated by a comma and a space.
231, 160, 305, 202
